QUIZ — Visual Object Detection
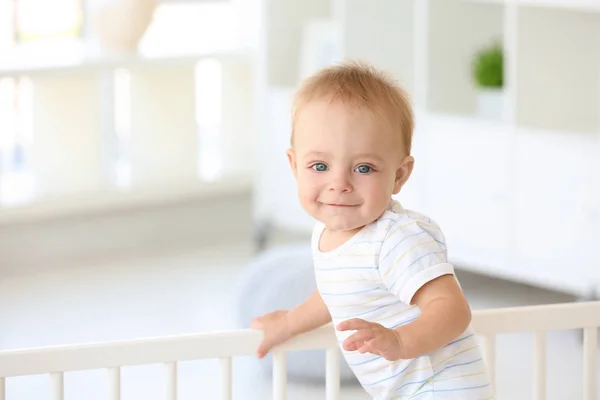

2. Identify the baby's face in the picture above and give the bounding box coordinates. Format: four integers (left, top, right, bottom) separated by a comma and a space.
288, 100, 412, 232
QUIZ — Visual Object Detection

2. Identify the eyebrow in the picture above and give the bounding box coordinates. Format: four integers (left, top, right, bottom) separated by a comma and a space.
303, 151, 384, 163
304, 151, 328, 159
353, 153, 384, 163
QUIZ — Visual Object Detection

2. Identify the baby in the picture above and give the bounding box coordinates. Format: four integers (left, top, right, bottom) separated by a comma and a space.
252, 61, 494, 399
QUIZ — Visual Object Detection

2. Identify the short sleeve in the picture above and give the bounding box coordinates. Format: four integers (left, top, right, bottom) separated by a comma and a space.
377, 218, 455, 305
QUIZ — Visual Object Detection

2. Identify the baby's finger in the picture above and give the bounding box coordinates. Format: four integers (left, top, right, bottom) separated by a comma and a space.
251, 317, 264, 330
337, 318, 373, 331
358, 340, 380, 356
343, 340, 364, 352
342, 330, 374, 351
256, 340, 273, 359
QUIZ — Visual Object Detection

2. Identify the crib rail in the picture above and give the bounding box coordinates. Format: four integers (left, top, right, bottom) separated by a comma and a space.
0, 301, 599, 400
472, 300, 600, 400
0, 325, 339, 400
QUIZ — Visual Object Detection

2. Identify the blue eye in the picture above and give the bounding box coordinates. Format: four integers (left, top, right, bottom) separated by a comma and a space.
312, 163, 328, 172
355, 165, 372, 174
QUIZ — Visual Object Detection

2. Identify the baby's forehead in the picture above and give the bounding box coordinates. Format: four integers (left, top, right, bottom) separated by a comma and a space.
293, 128, 406, 160
291, 98, 409, 155
296, 102, 393, 133
295, 101, 386, 135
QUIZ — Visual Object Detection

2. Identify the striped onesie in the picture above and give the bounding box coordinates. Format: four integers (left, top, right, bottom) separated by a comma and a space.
312, 200, 494, 399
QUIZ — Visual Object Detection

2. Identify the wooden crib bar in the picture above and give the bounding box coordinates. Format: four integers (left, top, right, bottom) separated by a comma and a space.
0, 301, 599, 399
109, 367, 121, 400
220, 357, 233, 400
165, 362, 177, 400
584, 327, 598, 400
273, 352, 287, 399
326, 348, 341, 399
533, 331, 546, 400
51, 372, 64, 400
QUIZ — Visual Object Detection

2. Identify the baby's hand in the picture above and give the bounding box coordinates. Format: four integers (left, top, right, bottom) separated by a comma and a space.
337, 319, 404, 361
251, 310, 294, 359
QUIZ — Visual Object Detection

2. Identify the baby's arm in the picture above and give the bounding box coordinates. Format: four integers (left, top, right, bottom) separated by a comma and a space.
338, 218, 471, 360
337, 275, 470, 360
394, 274, 471, 358
287, 289, 332, 335
252, 290, 331, 358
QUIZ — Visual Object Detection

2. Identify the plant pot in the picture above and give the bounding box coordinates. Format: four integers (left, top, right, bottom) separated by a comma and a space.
86, 0, 157, 56
476, 88, 505, 121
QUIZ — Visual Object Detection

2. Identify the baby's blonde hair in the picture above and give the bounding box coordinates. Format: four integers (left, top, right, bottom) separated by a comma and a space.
291, 60, 414, 155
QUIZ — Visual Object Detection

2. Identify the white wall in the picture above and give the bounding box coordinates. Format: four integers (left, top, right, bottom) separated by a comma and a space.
335, 0, 416, 94
516, 7, 600, 133
265, 0, 332, 86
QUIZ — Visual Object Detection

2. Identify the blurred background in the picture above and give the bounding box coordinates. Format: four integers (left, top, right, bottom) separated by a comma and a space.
0, 0, 599, 399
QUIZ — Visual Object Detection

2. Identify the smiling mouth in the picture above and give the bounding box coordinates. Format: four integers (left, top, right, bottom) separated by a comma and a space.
323, 203, 358, 207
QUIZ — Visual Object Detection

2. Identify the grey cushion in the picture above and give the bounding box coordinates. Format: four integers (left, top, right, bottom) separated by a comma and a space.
236, 243, 358, 384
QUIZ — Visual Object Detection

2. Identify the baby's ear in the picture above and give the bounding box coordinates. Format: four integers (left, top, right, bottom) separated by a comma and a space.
393, 155, 414, 194
286, 148, 298, 178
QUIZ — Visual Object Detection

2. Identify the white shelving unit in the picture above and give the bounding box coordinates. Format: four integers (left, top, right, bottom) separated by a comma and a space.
0, 49, 256, 199
255, 0, 600, 296
466, 0, 600, 13
0, 0, 261, 206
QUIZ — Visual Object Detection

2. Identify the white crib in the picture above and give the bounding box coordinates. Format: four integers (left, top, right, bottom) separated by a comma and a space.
1, 301, 599, 400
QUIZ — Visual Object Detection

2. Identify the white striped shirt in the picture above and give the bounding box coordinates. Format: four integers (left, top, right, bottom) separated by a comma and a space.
312, 200, 494, 399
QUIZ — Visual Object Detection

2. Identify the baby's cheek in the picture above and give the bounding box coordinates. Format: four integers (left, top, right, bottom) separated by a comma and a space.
368, 178, 393, 200
298, 177, 318, 196
361, 184, 391, 214
297, 186, 318, 207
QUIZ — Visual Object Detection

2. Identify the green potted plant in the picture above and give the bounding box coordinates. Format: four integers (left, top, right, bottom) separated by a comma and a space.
472, 41, 504, 120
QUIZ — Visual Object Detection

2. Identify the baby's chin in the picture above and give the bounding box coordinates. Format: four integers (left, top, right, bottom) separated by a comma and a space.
316, 215, 369, 233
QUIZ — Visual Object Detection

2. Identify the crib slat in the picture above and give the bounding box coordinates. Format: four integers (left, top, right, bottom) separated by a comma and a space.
51, 372, 64, 400
481, 334, 496, 388
325, 348, 340, 400
533, 331, 546, 400
583, 327, 597, 400
0, 377, 5, 400
273, 352, 287, 400
220, 357, 232, 400
165, 362, 177, 400
109, 367, 121, 400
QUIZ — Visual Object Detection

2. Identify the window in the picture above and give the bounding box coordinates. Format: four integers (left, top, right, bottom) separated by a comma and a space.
13, 0, 83, 44
195, 58, 222, 181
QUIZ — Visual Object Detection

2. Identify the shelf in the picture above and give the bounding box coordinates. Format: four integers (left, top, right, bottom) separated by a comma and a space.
0, 173, 253, 226
0, 47, 253, 78
465, 0, 600, 13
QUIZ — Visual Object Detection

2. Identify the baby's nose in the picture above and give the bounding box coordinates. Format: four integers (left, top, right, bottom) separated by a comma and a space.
328, 174, 353, 193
